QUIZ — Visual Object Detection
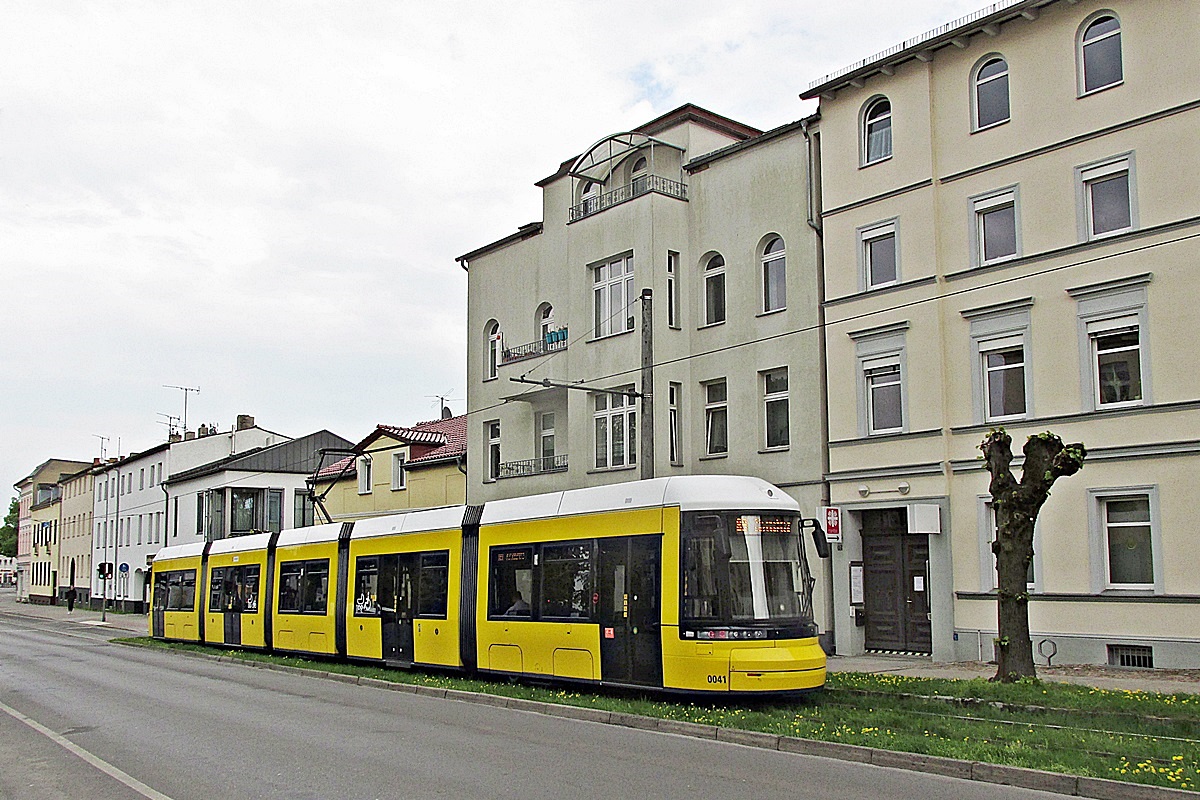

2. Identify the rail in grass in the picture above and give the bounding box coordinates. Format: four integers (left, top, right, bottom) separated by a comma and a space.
151, 475, 830, 695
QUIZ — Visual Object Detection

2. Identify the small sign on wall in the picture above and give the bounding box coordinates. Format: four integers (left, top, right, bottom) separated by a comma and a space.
819, 506, 842, 543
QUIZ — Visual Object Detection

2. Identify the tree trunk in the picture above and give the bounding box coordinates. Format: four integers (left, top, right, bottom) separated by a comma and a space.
981, 429, 1086, 683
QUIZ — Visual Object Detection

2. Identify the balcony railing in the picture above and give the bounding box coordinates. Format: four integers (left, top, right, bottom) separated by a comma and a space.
502, 328, 568, 365
498, 454, 569, 479
569, 175, 688, 222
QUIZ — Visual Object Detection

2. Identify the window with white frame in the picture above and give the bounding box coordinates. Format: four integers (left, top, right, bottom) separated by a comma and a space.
963, 300, 1033, 423
538, 304, 554, 342
392, 452, 407, 490
1092, 320, 1142, 407
1077, 154, 1134, 240
851, 323, 908, 437
762, 237, 786, 313
704, 380, 728, 456
580, 180, 600, 214
859, 220, 898, 290
486, 421, 501, 481
762, 368, 789, 449
1078, 13, 1122, 95
862, 97, 892, 165
538, 412, 556, 470
485, 321, 501, 380
703, 254, 726, 325
667, 251, 680, 328
357, 455, 373, 494
1103, 495, 1153, 588
630, 155, 648, 193
972, 188, 1019, 266
593, 390, 636, 469
668, 382, 682, 465
593, 254, 634, 338
973, 56, 1010, 130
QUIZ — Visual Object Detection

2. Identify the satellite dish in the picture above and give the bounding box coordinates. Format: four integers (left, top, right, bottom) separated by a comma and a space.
441, 406, 452, 419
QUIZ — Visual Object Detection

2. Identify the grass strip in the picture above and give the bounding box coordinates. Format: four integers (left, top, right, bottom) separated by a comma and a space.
119, 638, 1200, 793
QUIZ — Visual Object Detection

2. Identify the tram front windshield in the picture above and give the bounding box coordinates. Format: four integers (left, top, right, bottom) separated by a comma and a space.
682, 512, 815, 630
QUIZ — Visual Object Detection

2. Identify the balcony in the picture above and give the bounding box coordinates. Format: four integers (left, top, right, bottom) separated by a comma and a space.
502, 328, 568, 365
569, 175, 687, 222
498, 454, 569, 479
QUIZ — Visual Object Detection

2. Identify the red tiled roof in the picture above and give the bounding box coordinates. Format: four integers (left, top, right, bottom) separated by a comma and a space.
314, 415, 466, 479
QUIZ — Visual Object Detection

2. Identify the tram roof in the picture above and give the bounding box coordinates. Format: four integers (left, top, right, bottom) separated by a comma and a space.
352, 505, 467, 540
152, 541, 207, 563
481, 475, 799, 526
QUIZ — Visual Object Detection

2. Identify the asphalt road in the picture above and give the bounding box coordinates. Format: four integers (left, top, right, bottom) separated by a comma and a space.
0, 610, 1078, 800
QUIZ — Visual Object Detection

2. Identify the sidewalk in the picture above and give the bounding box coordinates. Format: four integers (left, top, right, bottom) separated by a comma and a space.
828, 652, 1200, 695
4, 588, 1196, 695
0, 587, 147, 636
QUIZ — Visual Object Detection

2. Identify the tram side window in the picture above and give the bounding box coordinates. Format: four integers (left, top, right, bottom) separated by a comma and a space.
490, 547, 534, 617
278, 559, 330, 614
161, 570, 196, 611
355, 557, 380, 616
209, 567, 226, 612
418, 552, 449, 617
683, 516, 723, 621
241, 565, 260, 613
540, 542, 592, 619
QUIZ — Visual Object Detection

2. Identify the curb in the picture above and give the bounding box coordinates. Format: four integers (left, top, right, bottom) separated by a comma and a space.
117, 641, 1195, 800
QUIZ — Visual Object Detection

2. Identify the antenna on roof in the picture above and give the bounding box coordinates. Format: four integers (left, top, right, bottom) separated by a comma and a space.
426, 390, 459, 419
163, 384, 200, 433
92, 434, 109, 460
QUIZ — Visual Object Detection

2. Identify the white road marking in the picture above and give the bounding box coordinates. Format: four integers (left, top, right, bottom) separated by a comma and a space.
0, 698, 174, 800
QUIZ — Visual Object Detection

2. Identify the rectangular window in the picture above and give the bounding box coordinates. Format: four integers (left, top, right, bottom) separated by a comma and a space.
865, 359, 903, 434
278, 559, 329, 614
593, 254, 634, 338
667, 251, 680, 328
1078, 155, 1134, 239
354, 557, 380, 616
704, 380, 728, 456
418, 552, 450, 617
392, 453, 407, 490
230, 488, 258, 534
860, 220, 898, 289
486, 421, 501, 481
1092, 322, 1142, 407
267, 488, 283, 534
538, 413, 556, 471
973, 189, 1018, 265
139, 469, 145, 490
668, 383, 682, 465
160, 570, 196, 611
137, 515, 143, 545
357, 455, 373, 494
490, 546, 534, 617
293, 490, 314, 528
762, 368, 789, 449
1104, 496, 1153, 587
593, 391, 636, 469
980, 336, 1027, 421
539, 542, 592, 619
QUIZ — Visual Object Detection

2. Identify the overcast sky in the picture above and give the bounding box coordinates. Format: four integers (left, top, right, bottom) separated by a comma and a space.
2, 0, 989, 496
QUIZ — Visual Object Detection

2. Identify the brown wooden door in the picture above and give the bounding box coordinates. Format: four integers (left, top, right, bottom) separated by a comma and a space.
862, 509, 931, 654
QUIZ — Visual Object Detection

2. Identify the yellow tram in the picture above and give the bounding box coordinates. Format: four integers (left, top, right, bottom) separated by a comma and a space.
151, 475, 829, 695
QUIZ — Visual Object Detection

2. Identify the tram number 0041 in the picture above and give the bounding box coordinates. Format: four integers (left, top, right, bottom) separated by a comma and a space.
706, 674, 727, 684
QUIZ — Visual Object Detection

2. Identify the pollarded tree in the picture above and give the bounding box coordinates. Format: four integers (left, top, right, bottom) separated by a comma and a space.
980, 429, 1086, 682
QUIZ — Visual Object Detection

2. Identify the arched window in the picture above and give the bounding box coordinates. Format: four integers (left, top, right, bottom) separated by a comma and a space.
762, 237, 786, 313
974, 57, 1010, 130
1079, 14, 1122, 94
485, 321, 501, 380
631, 155, 648, 193
537, 304, 554, 341
704, 254, 726, 326
863, 97, 892, 165
580, 180, 600, 214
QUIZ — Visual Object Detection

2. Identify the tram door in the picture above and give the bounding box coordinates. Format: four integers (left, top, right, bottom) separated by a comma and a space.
379, 554, 416, 664
598, 536, 663, 687
151, 575, 166, 638
222, 571, 242, 646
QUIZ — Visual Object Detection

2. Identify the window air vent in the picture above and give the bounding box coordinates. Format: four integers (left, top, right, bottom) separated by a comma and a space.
1107, 644, 1154, 669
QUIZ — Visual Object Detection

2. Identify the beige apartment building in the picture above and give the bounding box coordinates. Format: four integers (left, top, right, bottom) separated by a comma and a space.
15, 458, 91, 604
58, 464, 96, 604
458, 104, 833, 642
804, 0, 1200, 665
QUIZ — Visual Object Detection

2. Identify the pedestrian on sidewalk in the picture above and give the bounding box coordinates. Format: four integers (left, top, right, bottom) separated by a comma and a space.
66, 586, 77, 614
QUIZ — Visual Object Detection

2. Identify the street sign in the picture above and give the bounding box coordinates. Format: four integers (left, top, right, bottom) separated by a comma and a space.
119, 563, 129, 574
819, 506, 842, 543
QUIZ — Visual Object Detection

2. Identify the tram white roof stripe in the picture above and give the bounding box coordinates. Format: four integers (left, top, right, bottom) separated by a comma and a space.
352, 505, 467, 539
276, 520, 344, 548
481, 475, 799, 526
152, 541, 206, 562
208, 531, 273, 555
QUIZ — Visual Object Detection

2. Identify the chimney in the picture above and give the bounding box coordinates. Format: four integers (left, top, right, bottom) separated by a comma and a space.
198, 424, 210, 437
93, 457, 102, 466
169, 432, 182, 443
236, 414, 255, 431
184, 431, 196, 440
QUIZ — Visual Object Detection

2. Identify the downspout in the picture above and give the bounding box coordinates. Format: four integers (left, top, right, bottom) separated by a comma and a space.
801, 115, 836, 652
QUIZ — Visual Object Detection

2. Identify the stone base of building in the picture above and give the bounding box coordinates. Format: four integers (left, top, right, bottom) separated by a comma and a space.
952, 628, 1200, 670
